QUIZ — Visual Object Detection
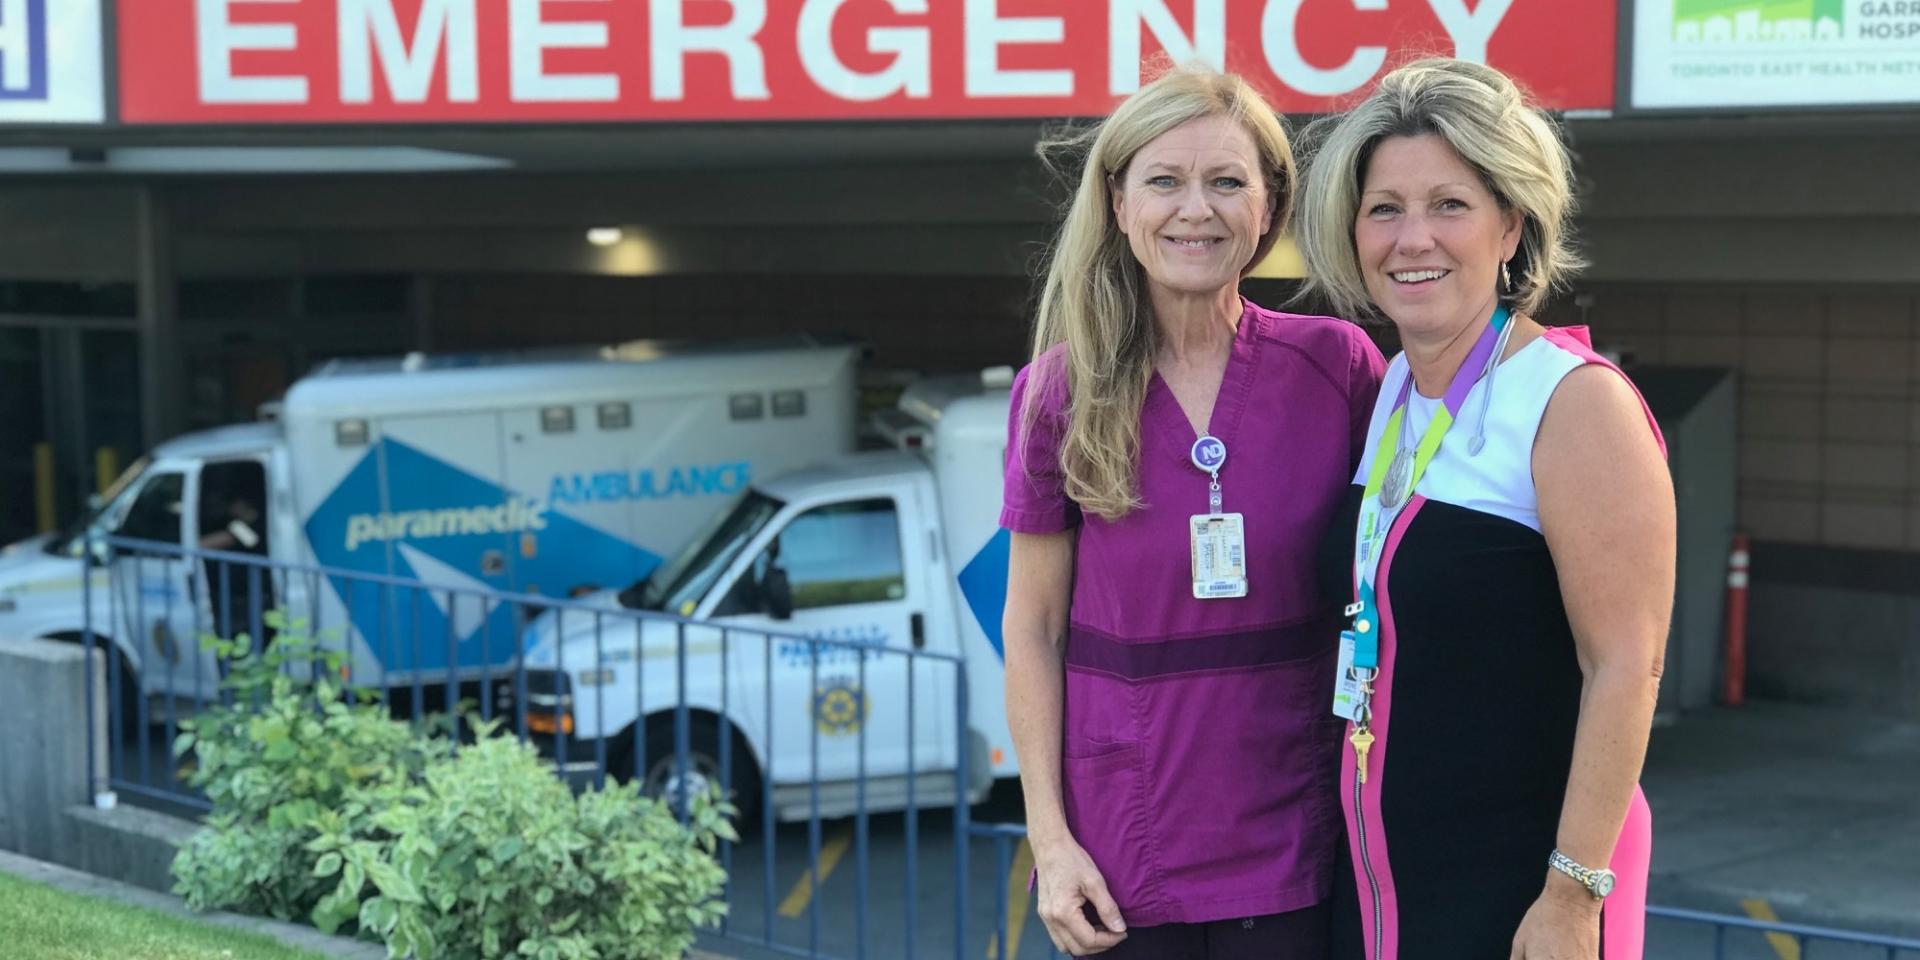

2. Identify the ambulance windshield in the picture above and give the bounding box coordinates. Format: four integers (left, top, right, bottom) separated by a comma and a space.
621, 491, 785, 613
46, 457, 153, 558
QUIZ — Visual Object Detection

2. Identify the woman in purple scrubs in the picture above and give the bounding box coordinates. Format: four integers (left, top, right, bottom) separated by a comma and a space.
1001, 65, 1385, 958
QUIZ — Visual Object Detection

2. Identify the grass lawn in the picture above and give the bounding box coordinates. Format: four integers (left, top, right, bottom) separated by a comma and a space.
0, 871, 328, 960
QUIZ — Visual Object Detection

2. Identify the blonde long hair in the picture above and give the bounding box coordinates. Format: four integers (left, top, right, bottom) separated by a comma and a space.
1026, 66, 1294, 522
1295, 58, 1583, 321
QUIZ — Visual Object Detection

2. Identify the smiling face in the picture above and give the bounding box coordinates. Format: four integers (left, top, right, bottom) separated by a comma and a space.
1110, 114, 1275, 304
1353, 133, 1522, 338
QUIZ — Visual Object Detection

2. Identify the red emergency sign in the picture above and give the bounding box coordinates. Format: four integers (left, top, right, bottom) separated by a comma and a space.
115, 0, 1615, 125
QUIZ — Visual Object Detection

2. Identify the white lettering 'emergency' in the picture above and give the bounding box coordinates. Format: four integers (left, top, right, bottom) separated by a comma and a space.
652, 0, 770, 101
797, 0, 931, 101
338, 0, 479, 104
197, 0, 309, 104
1109, 0, 1225, 94
1262, 0, 1388, 97
963, 0, 1072, 97
509, 0, 619, 103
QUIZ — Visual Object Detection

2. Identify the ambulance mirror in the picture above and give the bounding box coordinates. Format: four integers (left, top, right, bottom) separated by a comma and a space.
760, 565, 793, 621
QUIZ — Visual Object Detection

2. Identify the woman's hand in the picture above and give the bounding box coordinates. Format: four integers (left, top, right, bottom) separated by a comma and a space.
1508, 884, 1602, 960
1033, 834, 1128, 956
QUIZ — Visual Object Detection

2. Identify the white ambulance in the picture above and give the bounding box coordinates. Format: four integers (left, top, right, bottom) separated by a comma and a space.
0, 339, 861, 709
515, 369, 1017, 819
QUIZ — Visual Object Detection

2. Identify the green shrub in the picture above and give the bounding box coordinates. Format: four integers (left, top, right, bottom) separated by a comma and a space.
172, 618, 438, 922
173, 614, 735, 960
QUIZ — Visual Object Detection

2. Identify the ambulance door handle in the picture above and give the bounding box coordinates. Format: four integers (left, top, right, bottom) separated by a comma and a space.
910, 613, 926, 649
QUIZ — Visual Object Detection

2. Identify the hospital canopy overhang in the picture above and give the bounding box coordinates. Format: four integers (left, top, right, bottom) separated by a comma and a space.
10, 1, 1620, 130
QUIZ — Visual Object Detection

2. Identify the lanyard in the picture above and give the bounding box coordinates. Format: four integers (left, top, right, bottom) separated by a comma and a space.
1347, 305, 1511, 671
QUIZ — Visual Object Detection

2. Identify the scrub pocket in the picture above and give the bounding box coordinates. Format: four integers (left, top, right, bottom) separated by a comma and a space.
1061, 739, 1155, 912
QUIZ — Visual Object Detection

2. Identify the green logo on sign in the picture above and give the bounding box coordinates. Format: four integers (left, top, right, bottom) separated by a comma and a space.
1672, 0, 1844, 43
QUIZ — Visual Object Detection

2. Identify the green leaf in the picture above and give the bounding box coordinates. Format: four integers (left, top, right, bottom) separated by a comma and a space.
489, 836, 523, 863
312, 853, 342, 878
360, 895, 401, 935
366, 861, 424, 905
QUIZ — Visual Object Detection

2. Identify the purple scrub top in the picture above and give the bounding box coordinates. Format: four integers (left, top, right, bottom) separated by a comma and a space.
1002, 300, 1385, 926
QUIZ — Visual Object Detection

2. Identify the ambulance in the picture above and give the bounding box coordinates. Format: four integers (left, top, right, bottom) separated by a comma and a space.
0, 339, 861, 709
515, 369, 1017, 819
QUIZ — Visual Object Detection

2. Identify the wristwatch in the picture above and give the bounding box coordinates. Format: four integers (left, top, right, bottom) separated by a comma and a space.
1548, 849, 1616, 900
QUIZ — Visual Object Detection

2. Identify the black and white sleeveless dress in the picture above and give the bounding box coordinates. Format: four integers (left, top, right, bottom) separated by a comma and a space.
1318, 326, 1657, 960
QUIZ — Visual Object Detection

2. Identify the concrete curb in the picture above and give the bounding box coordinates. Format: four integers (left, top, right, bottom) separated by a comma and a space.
0, 848, 386, 959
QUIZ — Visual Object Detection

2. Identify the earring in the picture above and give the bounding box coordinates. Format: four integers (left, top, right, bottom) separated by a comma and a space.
1500, 260, 1513, 296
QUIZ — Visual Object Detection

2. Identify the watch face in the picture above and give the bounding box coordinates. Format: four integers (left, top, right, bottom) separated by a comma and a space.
1593, 871, 1616, 898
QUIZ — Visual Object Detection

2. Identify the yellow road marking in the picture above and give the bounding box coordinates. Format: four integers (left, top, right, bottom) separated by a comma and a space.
986, 838, 1035, 960
1741, 898, 1801, 960
776, 826, 852, 919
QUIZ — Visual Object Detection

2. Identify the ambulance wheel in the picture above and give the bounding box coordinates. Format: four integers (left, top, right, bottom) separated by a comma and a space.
616, 715, 762, 828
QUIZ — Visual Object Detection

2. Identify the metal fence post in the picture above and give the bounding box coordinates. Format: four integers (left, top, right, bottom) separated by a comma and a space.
761, 631, 775, 947
80, 539, 96, 799
675, 621, 690, 821
953, 665, 971, 960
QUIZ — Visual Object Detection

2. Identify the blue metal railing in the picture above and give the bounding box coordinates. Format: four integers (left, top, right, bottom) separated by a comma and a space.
1648, 906, 1920, 959
972, 823, 1920, 960
971, 822, 1062, 960
80, 533, 980, 960
78, 536, 1920, 960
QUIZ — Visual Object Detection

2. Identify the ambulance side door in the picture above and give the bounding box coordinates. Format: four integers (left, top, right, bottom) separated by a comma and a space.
105, 461, 199, 701
711, 486, 932, 785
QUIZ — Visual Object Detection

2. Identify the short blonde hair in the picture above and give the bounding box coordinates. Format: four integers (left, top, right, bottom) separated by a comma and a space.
1294, 58, 1582, 320
1025, 65, 1294, 521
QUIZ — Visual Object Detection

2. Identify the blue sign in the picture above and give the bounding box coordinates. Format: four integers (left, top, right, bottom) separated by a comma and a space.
0, 0, 48, 101
0, 0, 102, 123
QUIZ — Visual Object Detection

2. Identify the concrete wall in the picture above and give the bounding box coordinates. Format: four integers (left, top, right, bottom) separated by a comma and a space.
62, 802, 199, 895
0, 638, 107, 863
1580, 284, 1920, 553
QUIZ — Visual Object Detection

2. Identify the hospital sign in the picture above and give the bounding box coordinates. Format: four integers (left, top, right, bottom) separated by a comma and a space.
0, 0, 104, 123
114, 0, 1618, 124
1632, 0, 1920, 108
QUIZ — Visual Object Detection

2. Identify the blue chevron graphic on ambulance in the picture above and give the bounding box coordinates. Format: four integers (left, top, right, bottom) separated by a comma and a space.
306, 438, 660, 673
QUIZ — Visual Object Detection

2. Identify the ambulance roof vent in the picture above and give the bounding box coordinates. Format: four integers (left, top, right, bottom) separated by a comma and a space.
872, 408, 933, 452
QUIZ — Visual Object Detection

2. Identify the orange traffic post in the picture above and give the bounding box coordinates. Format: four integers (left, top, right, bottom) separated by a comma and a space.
1722, 533, 1749, 707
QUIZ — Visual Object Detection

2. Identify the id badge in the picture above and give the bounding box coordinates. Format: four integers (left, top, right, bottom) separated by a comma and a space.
1331, 630, 1363, 721
1189, 512, 1247, 599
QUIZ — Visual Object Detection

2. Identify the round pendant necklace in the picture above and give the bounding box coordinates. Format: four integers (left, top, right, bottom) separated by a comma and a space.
1380, 446, 1413, 509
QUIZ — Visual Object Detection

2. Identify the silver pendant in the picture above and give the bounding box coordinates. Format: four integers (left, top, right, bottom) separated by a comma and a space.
1380, 448, 1413, 508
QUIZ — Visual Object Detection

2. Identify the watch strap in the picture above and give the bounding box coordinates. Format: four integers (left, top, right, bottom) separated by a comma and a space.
1548, 849, 1612, 900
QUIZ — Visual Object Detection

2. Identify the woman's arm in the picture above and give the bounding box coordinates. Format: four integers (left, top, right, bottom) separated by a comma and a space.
1005, 529, 1075, 848
1005, 529, 1127, 955
1514, 364, 1675, 958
